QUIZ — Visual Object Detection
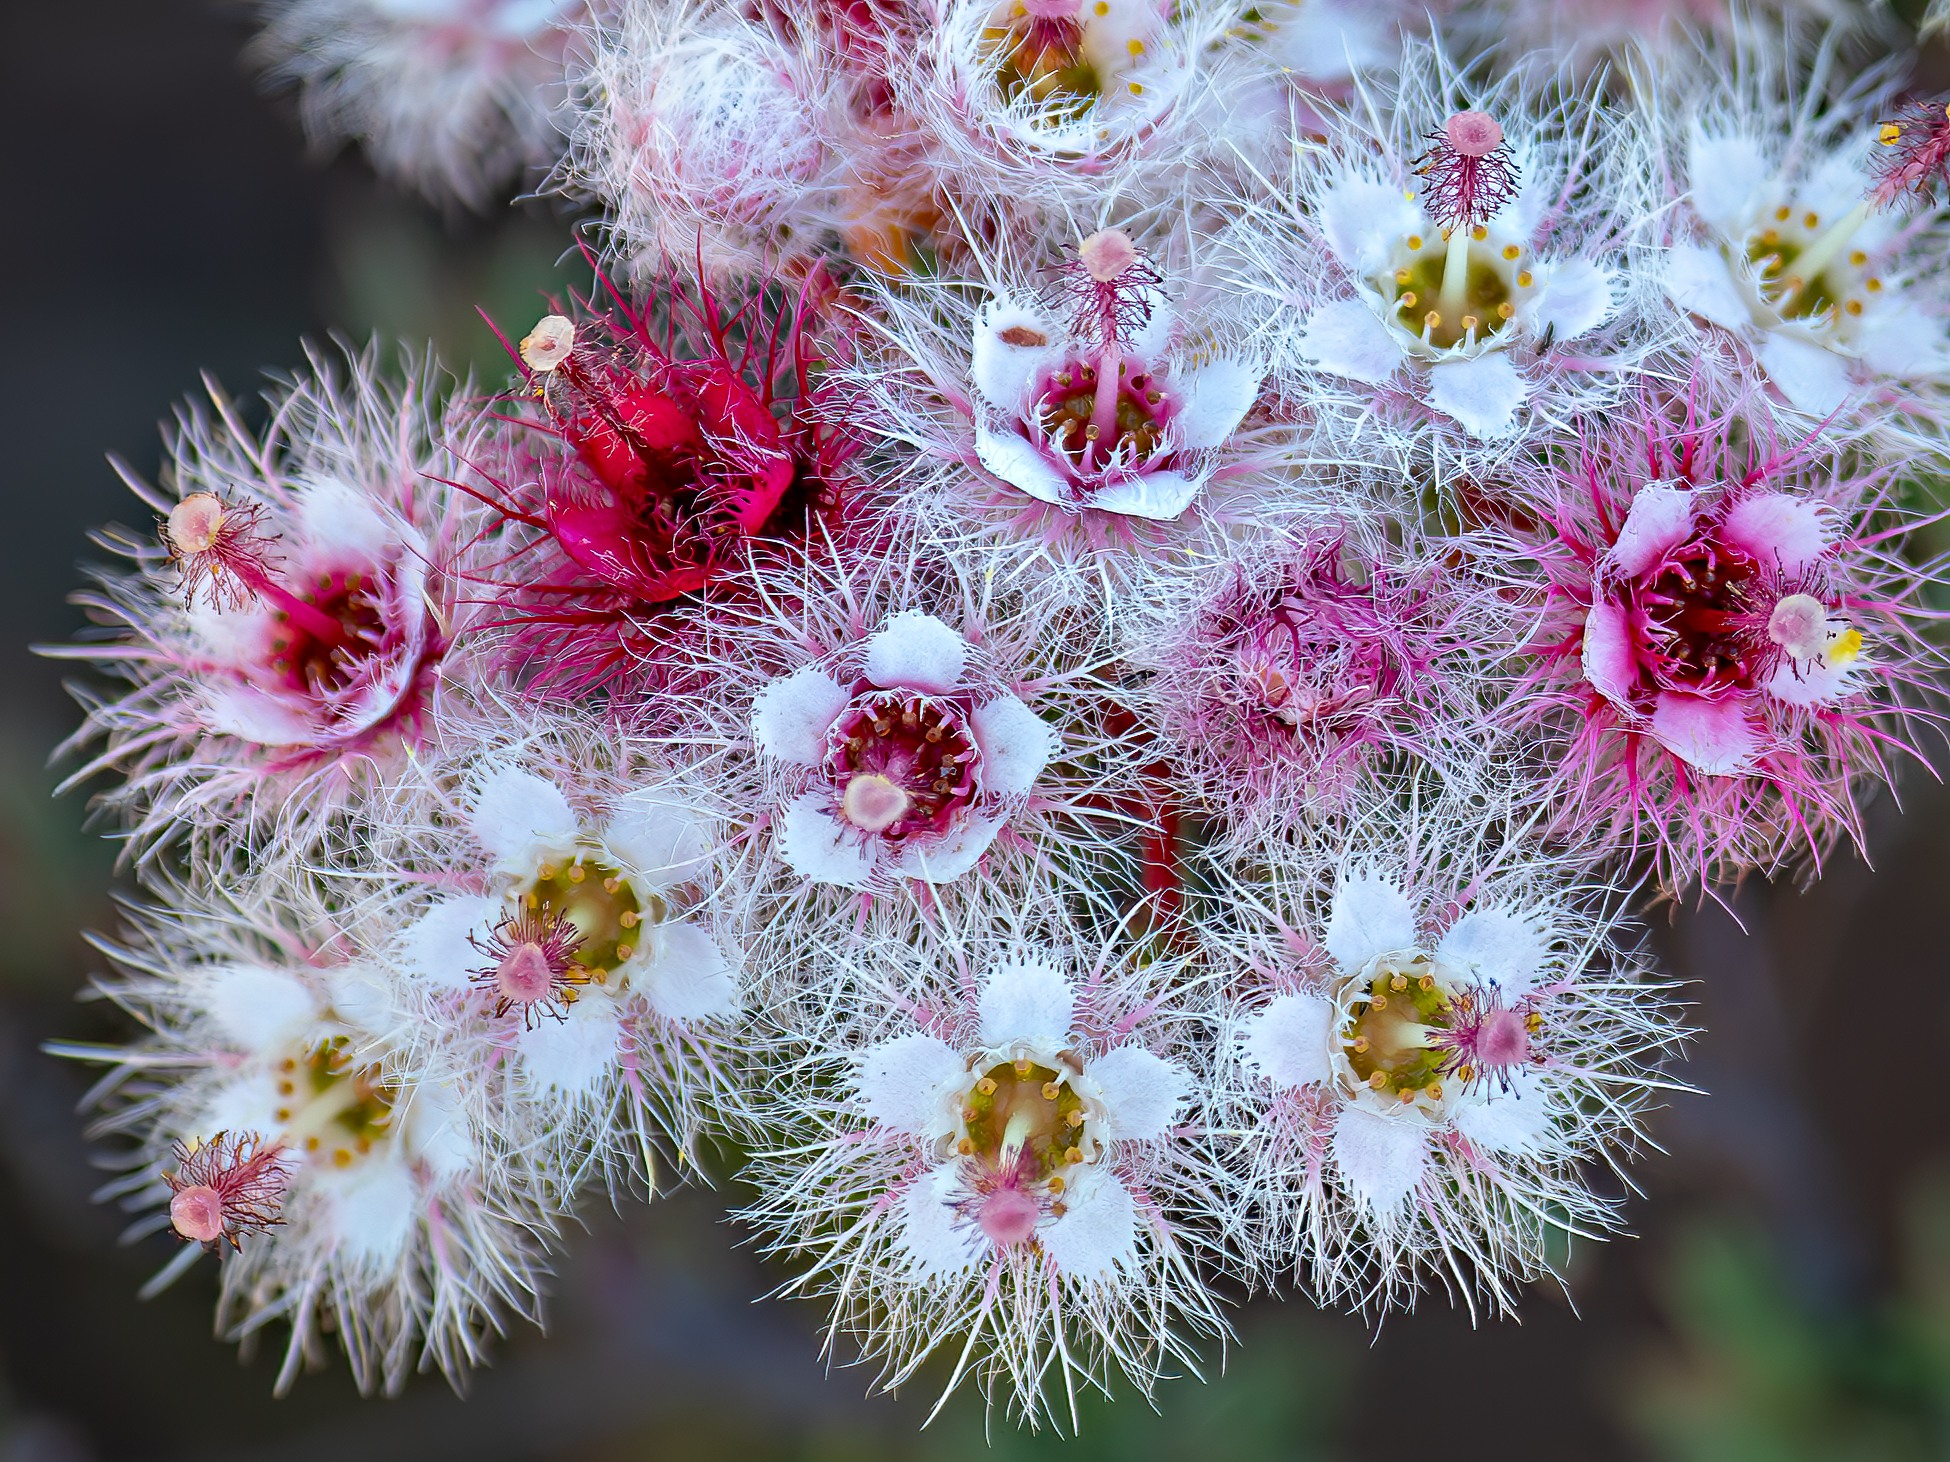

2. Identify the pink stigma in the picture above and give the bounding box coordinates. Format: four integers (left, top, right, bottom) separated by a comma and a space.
469, 907, 588, 1027
978, 1187, 1041, 1247
1474, 1008, 1531, 1069
1444, 110, 1504, 158
168, 1185, 227, 1245
496, 941, 559, 1006
1078, 229, 1140, 283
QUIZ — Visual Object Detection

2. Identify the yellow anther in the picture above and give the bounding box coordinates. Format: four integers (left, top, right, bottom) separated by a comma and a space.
1390, 973, 1408, 991
1126, 37, 1143, 55
1064, 1146, 1084, 1164
1067, 1109, 1085, 1127
619, 910, 639, 929
977, 1076, 997, 1095
614, 943, 633, 961
1419, 974, 1436, 990
1371, 992, 1389, 1011
1399, 291, 1418, 309
1094, 0, 1108, 11
1397, 1088, 1416, 1104
1845, 299, 1864, 316
567, 864, 586, 883
1395, 268, 1412, 284
1457, 1064, 1475, 1082
961, 1106, 979, 1122
1461, 314, 1479, 331
1128, 81, 1143, 95
1850, 250, 1869, 267
603, 876, 621, 893
1804, 211, 1820, 229
957, 1137, 975, 1155
1352, 1035, 1370, 1053
1048, 1175, 1066, 1194
1471, 225, 1488, 241
1427, 1083, 1444, 1102
1517, 270, 1534, 288
1503, 243, 1521, 260
1015, 1058, 1033, 1075
1407, 234, 1424, 250
1868, 277, 1884, 293
1369, 1072, 1388, 1090
1041, 1081, 1061, 1100
1881, 122, 1904, 145
1775, 205, 1792, 222
1423, 312, 1440, 331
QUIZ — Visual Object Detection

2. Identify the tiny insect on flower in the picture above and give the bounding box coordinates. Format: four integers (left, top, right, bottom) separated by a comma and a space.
520, 314, 576, 374
164, 1130, 290, 1251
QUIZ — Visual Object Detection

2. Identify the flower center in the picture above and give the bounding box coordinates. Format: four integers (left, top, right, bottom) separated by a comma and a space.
1738, 204, 1882, 328
957, 1058, 1088, 1182
1386, 231, 1526, 351
1234, 593, 1395, 732
271, 1037, 397, 1170
1035, 359, 1171, 473
1341, 954, 1453, 1107
1633, 536, 1765, 695
825, 689, 982, 841
265, 567, 389, 695
518, 852, 665, 986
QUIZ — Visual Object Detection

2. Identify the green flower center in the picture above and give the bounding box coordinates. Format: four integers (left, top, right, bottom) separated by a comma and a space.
957, 1057, 1088, 1183
1342, 954, 1455, 1106
517, 851, 668, 989
1387, 230, 1522, 351
273, 1035, 397, 1169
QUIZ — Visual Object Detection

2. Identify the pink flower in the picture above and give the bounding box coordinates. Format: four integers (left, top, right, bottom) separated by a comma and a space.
1501, 404, 1946, 886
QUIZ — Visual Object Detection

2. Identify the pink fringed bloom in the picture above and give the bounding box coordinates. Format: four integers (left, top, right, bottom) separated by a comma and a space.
1126, 523, 1501, 829
471, 276, 861, 698
740, 905, 1224, 1426
51, 346, 480, 861
1499, 405, 1947, 888
165, 1131, 290, 1251
750, 608, 1057, 890
1211, 799, 1686, 1314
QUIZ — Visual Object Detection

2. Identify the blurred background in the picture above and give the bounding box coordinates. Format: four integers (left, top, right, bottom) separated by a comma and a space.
5, 3, 1950, 1458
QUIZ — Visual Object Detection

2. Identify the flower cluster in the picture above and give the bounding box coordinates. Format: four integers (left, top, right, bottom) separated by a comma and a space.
53, 0, 1950, 1434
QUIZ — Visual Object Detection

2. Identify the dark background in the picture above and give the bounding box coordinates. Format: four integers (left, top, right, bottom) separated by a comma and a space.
4, 4, 1950, 1457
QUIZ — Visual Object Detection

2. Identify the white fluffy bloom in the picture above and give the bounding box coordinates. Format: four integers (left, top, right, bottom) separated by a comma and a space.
251, 0, 585, 208
61, 881, 550, 1395
1654, 33, 1950, 427
1208, 796, 1688, 1314
569, 2, 853, 278
1228, 42, 1651, 451
739, 902, 1225, 1425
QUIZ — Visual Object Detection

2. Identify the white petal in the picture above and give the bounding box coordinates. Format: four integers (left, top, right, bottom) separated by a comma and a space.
1436, 905, 1551, 996
979, 956, 1075, 1049
296, 478, 394, 559
1170, 358, 1260, 451
1454, 1069, 1552, 1156
1040, 1165, 1140, 1278
1266, 0, 1394, 83
1331, 1105, 1428, 1214
856, 1032, 967, 1140
1664, 244, 1752, 333
320, 1156, 417, 1271
400, 895, 501, 992
971, 695, 1053, 796
1856, 303, 1950, 377
1325, 872, 1418, 971
1757, 331, 1852, 417
1687, 131, 1769, 238
1608, 483, 1696, 579
638, 920, 740, 1022
1318, 175, 1420, 274
471, 766, 579, 874
1242, 992, 1334, 1091
1581, 598, 1639, 708
1650, 692, 1761, 776
863, 611, 967, 693
1087, 468, 1204, 521
1428, 353, 1528, 440
1081, 1046, 1190, 1142
1528, 258, 1619, 343
200, 686, 312, 746
972, 296, 1057, 409
518, 999, 622, 1097
898, 1162, 980, 1279
751, 667, 849, 767
1766, 652, 1859, 706
206, 964, 320, 1054
1723, 493, 1829, 577
885, 811, 1004, 884
975, 424, 1071, 506
323, 963, 392, 1036
776, 791, 876, 889
1295, 299, 1404, 385
397, 1079, 473, 1181
602, 791, 713, 887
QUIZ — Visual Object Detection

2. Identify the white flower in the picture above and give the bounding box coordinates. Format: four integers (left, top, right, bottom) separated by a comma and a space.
751, 611, 1054, 889
400, 761, 742, 1098
1664, 125, 1948, 418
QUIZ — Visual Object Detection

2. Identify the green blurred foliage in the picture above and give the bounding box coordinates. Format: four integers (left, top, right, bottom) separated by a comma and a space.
1628, 1172, 1950, 1462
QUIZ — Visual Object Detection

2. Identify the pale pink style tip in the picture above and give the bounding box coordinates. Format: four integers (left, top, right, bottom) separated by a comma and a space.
1444, 110, 1504, 159
977, 1186, 1041, 1247
1078, 229, 1141, 284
